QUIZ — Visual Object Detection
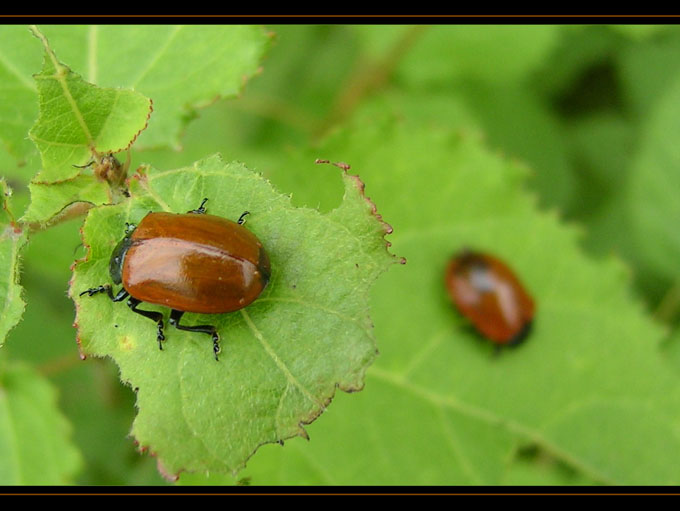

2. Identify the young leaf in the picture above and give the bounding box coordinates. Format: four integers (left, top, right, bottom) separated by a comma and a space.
0, 361, 83, 484
237, 118, 680, 485
0, 180, 27, 347
37, 25, 273, 150
28, 26, 152, 183
21, 176, 110, 227
69, 154, 398, 477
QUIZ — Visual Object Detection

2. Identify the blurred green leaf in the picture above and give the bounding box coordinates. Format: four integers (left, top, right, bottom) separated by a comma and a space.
629, 72, 680, 285
0, 361, 82, 484
70, 154, 398, 477
500, 446, 595, 485
38, 25, 272, 150
454, 82, 575, 213
0, 180, 27, 347
618, 28, 680, 117
389, 25, 560, 87
236, 118, 680, 485
532, 26, 622, 100
610, 25, 672, 40
0, 26, 43, 163
564, 112, 635, 223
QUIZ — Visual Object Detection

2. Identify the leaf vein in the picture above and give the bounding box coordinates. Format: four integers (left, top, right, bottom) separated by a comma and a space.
87, 25, 98, 84
130, 25, 183, 89
0, 48, 36, 91
435, 406, 483, 484
368, 365, 616, 485
240, 309, 325, 411
253, 296, 374, 340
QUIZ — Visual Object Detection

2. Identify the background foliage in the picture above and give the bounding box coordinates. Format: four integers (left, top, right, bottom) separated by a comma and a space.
2, 24, 680, 486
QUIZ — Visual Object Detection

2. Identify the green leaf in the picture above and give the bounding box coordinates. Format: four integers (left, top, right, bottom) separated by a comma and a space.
609, 25, 671, 40
563, 114, 655, 297
236, 118, 680, 485
629, 72, 680, 284
532, 26, 622, 99
0, 26, 43, 163
28, 26, 152, 183
380, 25, 560, 87
38, 25, 272, 150
452, 82, 576, 213
0, 180, 27, 347
500, 448, 595, 485
564, 112, 635, 224
618, 28, 680, 117
69, 154, 398, 477
21, 176, 110, 226
3, 212, 166, 485
0, 361, 83, 484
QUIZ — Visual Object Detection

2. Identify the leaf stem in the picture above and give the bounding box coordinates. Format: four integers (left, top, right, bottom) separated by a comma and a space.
312, 25, 428, 142
22, 202, 94, 234
36, 352, 84, 377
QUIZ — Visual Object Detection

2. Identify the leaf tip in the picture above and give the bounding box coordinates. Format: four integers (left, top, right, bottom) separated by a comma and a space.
316, 158, 396, 237
317, 158, 404, 271
156, 458, 180, 483
297, 424, 310, 441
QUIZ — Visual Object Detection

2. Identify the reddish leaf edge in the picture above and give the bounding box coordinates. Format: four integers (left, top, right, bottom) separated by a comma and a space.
69, 155, 405, 480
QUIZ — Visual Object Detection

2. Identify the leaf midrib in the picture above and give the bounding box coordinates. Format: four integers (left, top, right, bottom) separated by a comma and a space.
367, 365, 616, 485
129, 25, 183, 89
240, 308, 325, 411
0, 47, 36, 92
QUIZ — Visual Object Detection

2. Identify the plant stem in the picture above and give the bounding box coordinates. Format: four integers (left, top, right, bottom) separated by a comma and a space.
37, 352, 84, 377
23, 201, 93, 234
313, 25, 428, 142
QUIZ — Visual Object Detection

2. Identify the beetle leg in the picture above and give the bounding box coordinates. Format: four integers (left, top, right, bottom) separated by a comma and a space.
188, 198, 209, 215
237, 211, 250, 225
124, 222, 137, 235
127, 298, 165, 350
80, 284, 111, 298
111, 288, 129, 302
80, 284, 128, 302
169, 309, 221, 361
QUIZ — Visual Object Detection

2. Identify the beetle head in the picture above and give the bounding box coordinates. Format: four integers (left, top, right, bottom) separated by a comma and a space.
109, 228, 135, 285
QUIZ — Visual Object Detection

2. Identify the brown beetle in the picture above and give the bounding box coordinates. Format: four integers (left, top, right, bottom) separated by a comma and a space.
80, 199, 271, 360
444, 250, 534, 346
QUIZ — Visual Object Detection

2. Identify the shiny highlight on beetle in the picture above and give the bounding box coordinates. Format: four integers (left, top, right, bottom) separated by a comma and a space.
445, 250, 535, 347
